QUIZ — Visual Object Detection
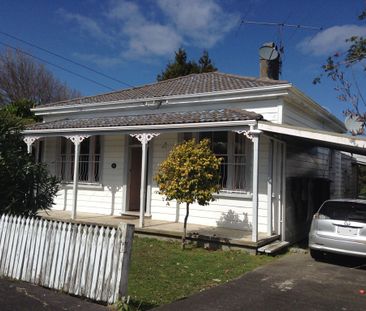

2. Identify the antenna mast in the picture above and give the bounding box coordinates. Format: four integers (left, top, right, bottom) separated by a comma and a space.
241, 19, 323, 78
242, 20, 323, 31
241, 19, 323, 53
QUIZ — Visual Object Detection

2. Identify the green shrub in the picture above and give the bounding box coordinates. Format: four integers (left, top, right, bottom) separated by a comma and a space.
0, 110, 59, 216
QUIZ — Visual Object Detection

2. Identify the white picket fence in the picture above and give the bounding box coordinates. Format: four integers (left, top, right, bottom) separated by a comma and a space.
0, 215, 134, 304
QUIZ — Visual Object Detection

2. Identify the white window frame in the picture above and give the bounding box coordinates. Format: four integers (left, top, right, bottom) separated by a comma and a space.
58, 136, 102, 184
180, 131, 251, 195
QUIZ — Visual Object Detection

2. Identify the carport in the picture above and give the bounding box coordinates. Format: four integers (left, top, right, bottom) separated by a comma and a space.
257, 121, 366, 243
258, 121, 366, 155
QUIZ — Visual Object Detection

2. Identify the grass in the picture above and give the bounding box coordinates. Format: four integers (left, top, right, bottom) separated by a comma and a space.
127, 237, 277, 310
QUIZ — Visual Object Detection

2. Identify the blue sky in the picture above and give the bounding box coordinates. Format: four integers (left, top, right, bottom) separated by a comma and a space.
0, 0, 365, 121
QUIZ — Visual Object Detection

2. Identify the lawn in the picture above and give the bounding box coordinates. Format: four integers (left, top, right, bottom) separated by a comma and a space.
127, 237, 277, 310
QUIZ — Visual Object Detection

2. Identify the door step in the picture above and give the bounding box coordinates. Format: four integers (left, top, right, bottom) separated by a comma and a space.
121, 212, 152, 219
121, 212, 139, 219
257, 240, 289, 254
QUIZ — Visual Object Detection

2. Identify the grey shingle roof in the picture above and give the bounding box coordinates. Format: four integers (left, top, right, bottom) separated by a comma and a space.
38, 72, 288, 108
27, 109, 263, 130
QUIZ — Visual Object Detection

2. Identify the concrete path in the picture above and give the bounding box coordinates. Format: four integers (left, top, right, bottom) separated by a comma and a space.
0, 278, 106, 311
154, 253, 366, 311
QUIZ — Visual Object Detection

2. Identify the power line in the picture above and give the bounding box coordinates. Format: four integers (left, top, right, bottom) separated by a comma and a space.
0, 41, 115, 91
0, 30, 134, 88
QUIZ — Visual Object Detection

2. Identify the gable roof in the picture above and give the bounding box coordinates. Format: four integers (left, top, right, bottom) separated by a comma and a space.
26, 108, 263, 131
38, 72, 288, 108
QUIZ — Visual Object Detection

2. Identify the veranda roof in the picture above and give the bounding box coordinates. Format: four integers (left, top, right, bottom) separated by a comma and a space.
25, 108, 263, 135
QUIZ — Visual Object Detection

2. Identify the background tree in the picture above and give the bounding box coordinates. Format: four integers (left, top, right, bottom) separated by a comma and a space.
155, 139, 221, 249
2, 99, 40, 125
199, 50, 217, 73
0, 48, 80, 106
0, 109, 59, 216
314, 10, 366, 134
157, 49, 217, 81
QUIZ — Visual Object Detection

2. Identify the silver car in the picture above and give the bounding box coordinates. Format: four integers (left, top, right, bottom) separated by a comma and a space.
309, 199, 366, 259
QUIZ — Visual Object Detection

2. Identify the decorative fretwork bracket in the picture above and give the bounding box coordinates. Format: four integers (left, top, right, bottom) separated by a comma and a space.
130, 133, 160, 144
233, 130, 253, 141
23, 136, 40, 147
233, 128, 262, 142
24, 136, 41, 153
65, 135, 90, 145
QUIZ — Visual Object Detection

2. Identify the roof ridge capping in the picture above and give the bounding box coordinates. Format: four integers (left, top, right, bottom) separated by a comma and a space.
36, 72, 290, 108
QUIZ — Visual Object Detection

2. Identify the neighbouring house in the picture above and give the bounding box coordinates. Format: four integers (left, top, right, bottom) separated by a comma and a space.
23, 51, 366, 245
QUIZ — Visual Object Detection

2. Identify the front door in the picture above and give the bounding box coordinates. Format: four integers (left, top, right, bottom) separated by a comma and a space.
128, 146, 142, 211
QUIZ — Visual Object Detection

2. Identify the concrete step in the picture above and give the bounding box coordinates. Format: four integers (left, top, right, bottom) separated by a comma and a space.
257, 240, 289, 254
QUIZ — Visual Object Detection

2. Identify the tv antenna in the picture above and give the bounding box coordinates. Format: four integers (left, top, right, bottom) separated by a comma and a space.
241, 19, 323, 54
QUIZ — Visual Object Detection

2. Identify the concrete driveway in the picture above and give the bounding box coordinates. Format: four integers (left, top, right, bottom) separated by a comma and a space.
154, 252, 366, 311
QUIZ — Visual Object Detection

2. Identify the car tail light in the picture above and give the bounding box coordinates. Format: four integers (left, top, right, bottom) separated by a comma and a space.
313, 212, 329, 220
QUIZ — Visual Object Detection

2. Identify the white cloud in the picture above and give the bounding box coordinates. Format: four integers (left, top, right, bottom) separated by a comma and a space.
157, 0, 239, 47
298, 25, 366, 56
105, 0, 182, 58
57, 9, 114, 44
106, 0, 143, 23
58, 0, 235, 63
124, 23, 182, 57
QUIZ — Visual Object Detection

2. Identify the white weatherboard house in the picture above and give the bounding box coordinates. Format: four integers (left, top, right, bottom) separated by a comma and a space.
23, 71, 366, 245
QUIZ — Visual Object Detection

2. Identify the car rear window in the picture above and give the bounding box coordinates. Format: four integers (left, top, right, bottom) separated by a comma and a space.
319, 201, 366, 223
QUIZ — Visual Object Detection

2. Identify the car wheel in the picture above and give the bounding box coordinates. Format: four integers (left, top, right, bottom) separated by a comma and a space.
310, 249, 323, 260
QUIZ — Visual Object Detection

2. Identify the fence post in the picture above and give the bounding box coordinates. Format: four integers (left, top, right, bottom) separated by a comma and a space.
117, 223, 134, 299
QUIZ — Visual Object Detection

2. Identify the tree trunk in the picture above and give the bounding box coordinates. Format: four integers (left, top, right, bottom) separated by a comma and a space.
182, 202, 190, 250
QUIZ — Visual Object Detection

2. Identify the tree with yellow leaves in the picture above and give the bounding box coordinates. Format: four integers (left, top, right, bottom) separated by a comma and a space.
155, 138, 222, 249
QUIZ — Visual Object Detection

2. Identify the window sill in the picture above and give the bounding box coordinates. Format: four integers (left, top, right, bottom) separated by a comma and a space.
214, 191, 253, 200
60, 182, 104, 191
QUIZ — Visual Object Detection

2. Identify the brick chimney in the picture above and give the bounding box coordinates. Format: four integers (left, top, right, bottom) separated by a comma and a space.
259, 42, 281, 80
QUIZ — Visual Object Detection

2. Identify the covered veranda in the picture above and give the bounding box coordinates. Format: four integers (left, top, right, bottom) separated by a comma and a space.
23, 109, 267, 244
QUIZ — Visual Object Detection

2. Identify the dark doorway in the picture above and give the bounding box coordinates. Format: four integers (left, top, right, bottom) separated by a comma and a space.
313, 178, 330, 214
128, 146, 142, 211
285, 177, 330, 242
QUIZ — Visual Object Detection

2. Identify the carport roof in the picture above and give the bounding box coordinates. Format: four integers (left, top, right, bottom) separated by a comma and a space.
258, 121, 366, 156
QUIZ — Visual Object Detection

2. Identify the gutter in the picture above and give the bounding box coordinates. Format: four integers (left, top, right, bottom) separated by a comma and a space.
32, 84, 292, 115
34, 92, 290, 116
23, 120, 258, 136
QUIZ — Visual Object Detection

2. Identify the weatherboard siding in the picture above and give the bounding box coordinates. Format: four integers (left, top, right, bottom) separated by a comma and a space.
41, 98, 281, 125
282, 102, 340, 132
286, 144, 331, 179
150, 133, 271, 233
50, 135, 126, 215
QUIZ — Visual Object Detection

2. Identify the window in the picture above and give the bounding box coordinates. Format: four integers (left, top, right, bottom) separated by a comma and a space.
57, 136, 101, 183
183, 131, 251, 193
319, 201, 366, 223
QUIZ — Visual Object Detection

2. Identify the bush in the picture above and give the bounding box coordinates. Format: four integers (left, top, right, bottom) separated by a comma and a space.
155, 138, 221, 248
0, 110, 59, 216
